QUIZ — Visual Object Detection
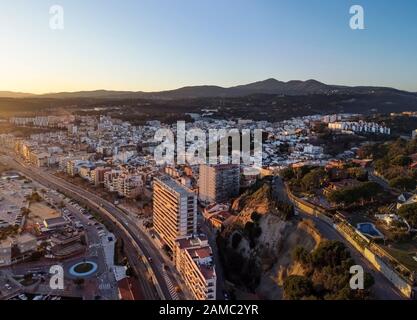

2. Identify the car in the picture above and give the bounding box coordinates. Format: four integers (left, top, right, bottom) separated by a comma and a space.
5, 284, 12, 290
148, 257, 153, 262
18, 294, 28, 300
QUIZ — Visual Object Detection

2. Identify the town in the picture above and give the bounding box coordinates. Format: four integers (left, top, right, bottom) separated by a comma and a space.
1, 1, 417, 309
0, 107, 416, 300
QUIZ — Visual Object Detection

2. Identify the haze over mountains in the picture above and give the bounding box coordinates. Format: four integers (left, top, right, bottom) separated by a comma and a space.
0, 91, 36, 98
2, 78, 416, 100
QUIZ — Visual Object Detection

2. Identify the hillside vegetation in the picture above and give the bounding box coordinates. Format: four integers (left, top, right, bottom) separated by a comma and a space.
217, 181, 321, 299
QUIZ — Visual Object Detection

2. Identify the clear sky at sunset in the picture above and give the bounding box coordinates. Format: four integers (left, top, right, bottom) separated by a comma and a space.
1, 0, 416, 93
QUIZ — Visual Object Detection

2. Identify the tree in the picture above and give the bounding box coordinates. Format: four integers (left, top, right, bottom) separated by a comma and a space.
398, 203, 417, 228
347, 167, 368, 181
286, 240, 373, 300
327, 182, 383, 206
300, 168, 327, 193
280, 168, 294, 181
374, 159, 389, 173
250, 212, 261, 223
391, 155, 412, 167
275, 200, 294, 220
294, 166, 313, 180
231, 232, 242, 249
243, 221, 262, 248
384, 166, 408, 180
20, 207, 31, 216
27, 191, 42, 202
292, 246, 310, 265
283, 275, 313, 300
311, 241, 352, 269
389, 177, 416, 191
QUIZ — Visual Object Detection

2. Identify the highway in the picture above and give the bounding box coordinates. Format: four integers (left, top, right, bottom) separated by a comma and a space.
272, 176, 405, 300
0, 152, 176, 300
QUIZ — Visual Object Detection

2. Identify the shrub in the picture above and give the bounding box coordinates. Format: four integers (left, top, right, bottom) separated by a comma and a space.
283, 275, 313, 300
398, 203, 417, 228
231, 232, 242, 249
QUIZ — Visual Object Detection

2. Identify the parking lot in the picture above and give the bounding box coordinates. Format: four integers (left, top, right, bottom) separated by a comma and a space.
0, 174, 33, 227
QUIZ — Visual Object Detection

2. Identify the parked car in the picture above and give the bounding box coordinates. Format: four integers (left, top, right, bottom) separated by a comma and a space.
18, 294, 28, 300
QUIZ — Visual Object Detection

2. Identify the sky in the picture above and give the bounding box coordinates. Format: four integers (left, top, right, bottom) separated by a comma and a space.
0, 0, 416, 94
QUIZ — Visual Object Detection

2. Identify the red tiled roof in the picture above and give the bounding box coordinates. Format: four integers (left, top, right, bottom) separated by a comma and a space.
118, 277, 143, 300
199, 264, 215, 280
188, 246, 212, 259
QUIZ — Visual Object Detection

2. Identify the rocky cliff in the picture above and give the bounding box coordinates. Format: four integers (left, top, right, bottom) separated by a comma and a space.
217, 180, 323, 299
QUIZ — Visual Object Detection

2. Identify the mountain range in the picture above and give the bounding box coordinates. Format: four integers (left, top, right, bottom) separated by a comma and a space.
0, 91, 36, 98
1, 79, 415, 100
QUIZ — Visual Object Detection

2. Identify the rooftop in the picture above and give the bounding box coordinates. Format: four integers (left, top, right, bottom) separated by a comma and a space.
155, 175, 195, 197
187, 246, 212, 260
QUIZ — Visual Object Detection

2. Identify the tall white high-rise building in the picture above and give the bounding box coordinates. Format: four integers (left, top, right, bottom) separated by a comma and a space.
198, 164, 240, 204
153, 176, 197, 250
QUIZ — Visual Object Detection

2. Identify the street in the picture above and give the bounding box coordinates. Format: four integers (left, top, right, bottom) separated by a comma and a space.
272, 176, 405, 300
0, 153, 167, 300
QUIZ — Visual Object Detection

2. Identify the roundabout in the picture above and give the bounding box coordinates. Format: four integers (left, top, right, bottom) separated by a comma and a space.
68, 261, 98, 277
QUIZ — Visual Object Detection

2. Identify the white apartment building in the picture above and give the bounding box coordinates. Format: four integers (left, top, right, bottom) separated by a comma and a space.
153, 176, 197, 251
29, 151, 49, 167
198, 164, 240, 204
104, 170, 122, 192
66, 160, 92, 177
328, 121, 391, 135
91, 167, 112, 186
174, 236, 216, 300
79, 166, 93, 183
117, 174, 143, 199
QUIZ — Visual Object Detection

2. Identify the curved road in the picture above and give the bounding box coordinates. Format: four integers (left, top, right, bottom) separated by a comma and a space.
272, 176, 405, 300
